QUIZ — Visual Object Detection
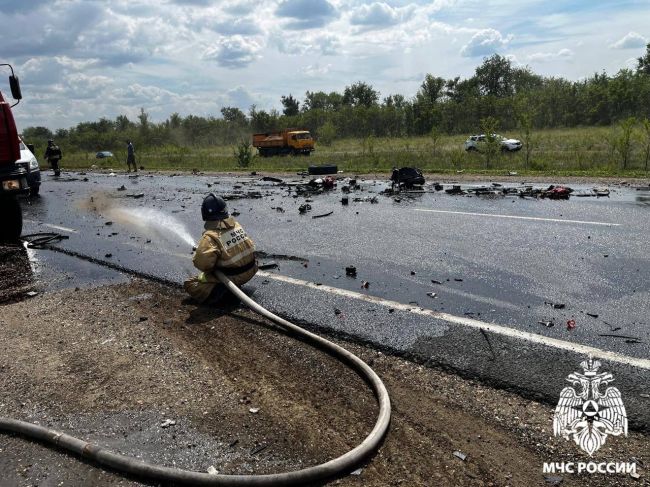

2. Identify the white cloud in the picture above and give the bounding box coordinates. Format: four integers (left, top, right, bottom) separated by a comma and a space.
527, 48, 574, 63
349, 2, 415, 28
275, 0, 338, 30
205, 17, 262, 36
273, 33, 342, 56
300, 63, 332, 77
460, 29, 512, 57
203, 36, 261, 68
610, 31, 647, 49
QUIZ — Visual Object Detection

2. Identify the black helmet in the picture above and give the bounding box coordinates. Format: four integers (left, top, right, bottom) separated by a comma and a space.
47, 139, 54, 144
201, 193, 229, 221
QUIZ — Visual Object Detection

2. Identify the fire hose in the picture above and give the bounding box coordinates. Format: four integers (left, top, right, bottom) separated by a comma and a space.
1, 240, 392, 486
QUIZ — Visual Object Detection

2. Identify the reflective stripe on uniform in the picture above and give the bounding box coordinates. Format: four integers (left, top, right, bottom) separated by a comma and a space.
218, 246, 256, 267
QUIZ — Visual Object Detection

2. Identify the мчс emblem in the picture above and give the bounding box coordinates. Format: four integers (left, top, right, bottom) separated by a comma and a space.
553, 357, 627, 456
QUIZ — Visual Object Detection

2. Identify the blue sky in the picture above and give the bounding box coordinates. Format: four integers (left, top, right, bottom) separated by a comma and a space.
0, 0, 648, 130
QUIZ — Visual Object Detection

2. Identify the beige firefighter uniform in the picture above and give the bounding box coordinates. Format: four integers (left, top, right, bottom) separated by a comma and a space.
184, 217, 258, 303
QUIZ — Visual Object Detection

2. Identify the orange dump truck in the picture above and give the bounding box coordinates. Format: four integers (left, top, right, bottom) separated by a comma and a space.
252, 129, 315, 157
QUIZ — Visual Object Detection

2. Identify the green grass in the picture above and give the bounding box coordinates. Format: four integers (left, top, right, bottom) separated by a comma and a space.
61, 126, 650, 177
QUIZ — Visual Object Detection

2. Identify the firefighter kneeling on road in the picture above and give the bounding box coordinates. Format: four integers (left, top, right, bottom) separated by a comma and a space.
184, 194, 258, 304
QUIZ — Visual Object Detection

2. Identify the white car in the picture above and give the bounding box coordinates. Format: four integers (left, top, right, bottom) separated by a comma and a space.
16, 138, 41, 196
464, 134, 522, 152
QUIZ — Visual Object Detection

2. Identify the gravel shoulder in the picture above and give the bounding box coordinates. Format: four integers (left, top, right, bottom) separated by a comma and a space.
1, 278, 648, 486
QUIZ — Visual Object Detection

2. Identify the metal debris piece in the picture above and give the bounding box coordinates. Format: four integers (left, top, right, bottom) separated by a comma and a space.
312, 211, 334, 219
361, 281, 369, 289
249, 407, 260, 414
25, 291, 39, 297
586, 312, 599, 318
538, 321, 555, 328
207, 466, 218, 475
250, 444, 269, 455
298, 203, 312, 214
350, 468, 363, 476
445, 185, 465, 195
262, 176, 283, 183
258, 262, 278, 270
345, 266, 357, 277
427, 292, 437, 298
453, 450, 467, 461
390, 167, 425, 189
431, 280, 442, 285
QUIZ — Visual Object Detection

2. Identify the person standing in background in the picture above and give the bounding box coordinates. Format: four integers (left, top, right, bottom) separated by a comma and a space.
126, 140, 137, 172
44, 139, 62, 176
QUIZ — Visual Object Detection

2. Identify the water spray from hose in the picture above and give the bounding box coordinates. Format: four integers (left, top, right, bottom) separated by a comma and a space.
108, 207, 196, 249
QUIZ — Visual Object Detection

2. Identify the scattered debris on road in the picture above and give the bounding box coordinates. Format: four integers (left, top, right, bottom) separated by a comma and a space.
262, 176, 283, 183
544, 475, 563, 485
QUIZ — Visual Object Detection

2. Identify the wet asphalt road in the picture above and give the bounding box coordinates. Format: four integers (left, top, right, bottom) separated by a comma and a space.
19, 170, 650, 429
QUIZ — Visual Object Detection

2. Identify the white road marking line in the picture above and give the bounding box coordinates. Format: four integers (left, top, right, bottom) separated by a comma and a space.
257, 271, 650, 370
23, 220, 79, 233
43, 223, 79, 234
414, 208, 621, 226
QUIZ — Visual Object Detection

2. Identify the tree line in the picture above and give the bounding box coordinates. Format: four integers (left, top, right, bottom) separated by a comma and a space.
23, 45, 650, 153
